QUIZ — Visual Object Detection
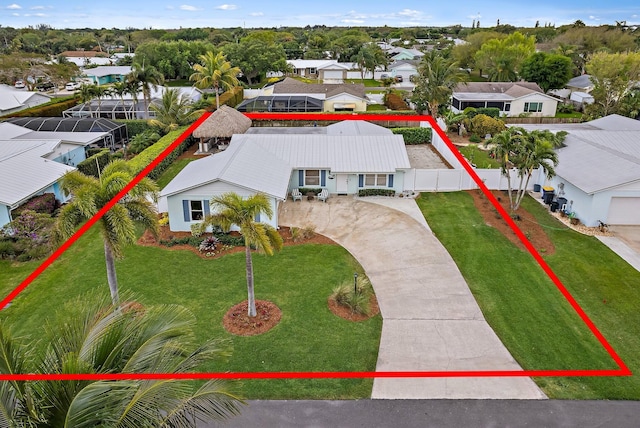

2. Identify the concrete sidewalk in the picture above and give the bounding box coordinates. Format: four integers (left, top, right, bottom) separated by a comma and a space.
279, 196, 545, 399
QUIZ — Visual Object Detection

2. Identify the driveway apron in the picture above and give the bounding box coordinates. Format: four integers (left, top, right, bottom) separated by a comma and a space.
279, 196, 546, 399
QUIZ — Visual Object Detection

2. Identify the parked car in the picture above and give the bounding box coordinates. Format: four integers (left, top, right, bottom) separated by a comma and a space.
380, 73, 390, 79
65, 82, 80, 91
394, 75, 403, 83
36, 81, 55, 91
14, 80, 25, 89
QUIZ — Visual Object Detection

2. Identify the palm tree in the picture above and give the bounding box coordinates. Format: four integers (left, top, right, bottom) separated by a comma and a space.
486, 129, 518, 209
190, 51, 240, 110
125, 79, 141, 119
92, 85, 112, 119
55, 160, 159, 305
411, 51, 468, 117
0, 294, 244, 426
128, 61, 164, 118
204, 192, 283, 317
110, 80, 131, 119
78, 83, 95, 118
149, 88, 203, 133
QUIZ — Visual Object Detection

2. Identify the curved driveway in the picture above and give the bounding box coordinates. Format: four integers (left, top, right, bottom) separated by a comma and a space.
279, 196, 545, 399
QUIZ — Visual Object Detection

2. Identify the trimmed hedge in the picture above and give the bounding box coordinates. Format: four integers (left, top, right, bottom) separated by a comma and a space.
116, 120, 154, 140
391, 127, 432, 144
127, 127, 195, 180
358, 189, 396, 197
2, 96, 80, 118
463, 107, 501, 119
76, 149, 112, 178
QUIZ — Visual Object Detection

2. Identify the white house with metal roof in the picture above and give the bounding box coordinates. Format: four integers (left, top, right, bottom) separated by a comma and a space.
534, 115, 640, 226
452, 82, 558, 117
0, 122, 109, 227
160, 123, 411, 232
0, 84, 51, 116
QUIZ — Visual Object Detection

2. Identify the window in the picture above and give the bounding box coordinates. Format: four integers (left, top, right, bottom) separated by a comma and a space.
524, 102, 543, 113
305, 169, 320, 186
309, 67, 317, 74
363, 174, 388, 187
190, 200, 204, 220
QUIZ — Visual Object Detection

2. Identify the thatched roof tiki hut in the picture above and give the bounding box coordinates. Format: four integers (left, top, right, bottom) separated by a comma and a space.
192, 105, 252, 153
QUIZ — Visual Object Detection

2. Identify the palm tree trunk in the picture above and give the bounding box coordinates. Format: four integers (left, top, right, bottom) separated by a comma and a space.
245, 244, 256, 317
104, 240, 120, 306
214, 83, 220, 110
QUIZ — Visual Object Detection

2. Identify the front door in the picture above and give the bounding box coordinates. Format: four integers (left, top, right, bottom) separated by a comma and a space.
336, 174, 349, 194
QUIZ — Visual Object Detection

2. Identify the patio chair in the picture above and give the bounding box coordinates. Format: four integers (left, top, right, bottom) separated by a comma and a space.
317, 188, 329, 203
291, 188, 303, 202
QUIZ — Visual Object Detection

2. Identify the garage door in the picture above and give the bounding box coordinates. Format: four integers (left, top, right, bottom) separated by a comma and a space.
607, 197, 640, 225
323, 70, 343, 79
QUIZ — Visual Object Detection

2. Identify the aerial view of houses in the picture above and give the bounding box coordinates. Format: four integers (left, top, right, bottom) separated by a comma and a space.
1, 1, 640, 425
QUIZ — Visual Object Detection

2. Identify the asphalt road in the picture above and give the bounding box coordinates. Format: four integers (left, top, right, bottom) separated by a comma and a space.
206, 399, 640, 428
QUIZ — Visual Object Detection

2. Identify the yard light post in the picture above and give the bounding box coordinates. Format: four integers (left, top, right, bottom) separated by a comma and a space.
354, 272, 358, 295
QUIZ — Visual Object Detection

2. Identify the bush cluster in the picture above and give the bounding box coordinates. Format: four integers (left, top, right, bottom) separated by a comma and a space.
127, 128, 195, 180
11, 193, 58, 217
0, 210, 56, 261
384, 93, 410, 111
469, 114, 506, 138
331, 275, 373, 315
117, 120, 155, 140
358, 189, 396, 197
391, 127, 432, 144
76, 149, 112, 178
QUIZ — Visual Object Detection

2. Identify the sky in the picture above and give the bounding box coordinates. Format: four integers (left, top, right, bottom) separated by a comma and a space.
1, 1, 639, 30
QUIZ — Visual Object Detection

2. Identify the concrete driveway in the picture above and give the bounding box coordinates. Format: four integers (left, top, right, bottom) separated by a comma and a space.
597, 225, 640, 272
279, 196, 545, 399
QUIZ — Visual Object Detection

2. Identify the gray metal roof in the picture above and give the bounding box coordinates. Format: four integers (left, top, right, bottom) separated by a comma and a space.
567, 74, 593, 89
587, 114, 640, 131
326, 121, 393, 135
0, 140, 75, 207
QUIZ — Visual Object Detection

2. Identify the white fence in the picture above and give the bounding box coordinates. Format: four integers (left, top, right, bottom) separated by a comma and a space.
406, 123, 542, 192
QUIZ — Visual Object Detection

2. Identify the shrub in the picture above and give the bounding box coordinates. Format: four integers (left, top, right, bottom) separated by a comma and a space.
12, 193, 57, 217
331, 276, 373, 315
290, 225, 316, 243
469, 134, 482, 143
474, 107, 500, 118
190, 223, 204, 237
199, 236, 220, 252
158, 213, 169, 226
358, 189, 395, 197
391, 127, 432, 144
0, 240, 17, 259
557, 103, 575, 114
469, 114, 506, 138
128, 130, 161, 154
384, 92, 410, 110
76, 149, 112, 178
127, 128, 195, 180
366, 104, 387, 111
117, 120, 154, 140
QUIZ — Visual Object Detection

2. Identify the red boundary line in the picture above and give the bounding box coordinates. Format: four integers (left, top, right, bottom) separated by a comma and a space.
0, 112, 630, 381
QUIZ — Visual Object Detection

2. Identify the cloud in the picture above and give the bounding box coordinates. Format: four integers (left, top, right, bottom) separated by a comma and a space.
398, 9, 421, 18
180, 5, 200, 11
249, 12, 263, 17
588, 15, 600, 21
216, 4, 237, 10
341, 19, 365, 24
12, 12, 19, 16
7, 3, 21, 9
30, 5, 45, 9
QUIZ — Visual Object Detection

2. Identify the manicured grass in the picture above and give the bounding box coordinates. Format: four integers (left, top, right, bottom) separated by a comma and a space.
417, 192, 640, 399
456, 144, 500, 169
156, 158, 197, 189
555, 112, 582, 119
0, 228, 381, 399
345, 79, 380, 87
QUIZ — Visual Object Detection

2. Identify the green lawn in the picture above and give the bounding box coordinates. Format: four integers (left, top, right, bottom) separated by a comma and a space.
456, 144, 500, 169
345, 79, 381, 87
417, 192, 640, 399
0, 228, 381, 399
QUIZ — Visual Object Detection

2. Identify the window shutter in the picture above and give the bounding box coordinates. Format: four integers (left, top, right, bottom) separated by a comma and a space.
358, 174, 364, 187
321, 170, 326, 187
182, 200, 190, 222
388, 174, 394, 188
298, 170, 304, 186
203, 200, 210, 216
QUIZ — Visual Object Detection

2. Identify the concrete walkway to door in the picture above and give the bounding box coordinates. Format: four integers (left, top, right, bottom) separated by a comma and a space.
278, 196, 545, 399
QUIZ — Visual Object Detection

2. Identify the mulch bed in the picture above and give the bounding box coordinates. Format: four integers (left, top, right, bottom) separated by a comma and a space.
467, 189, 555, 255
137, 225, 337, 260
223, 300, 282, 336
327, 295, 380, 322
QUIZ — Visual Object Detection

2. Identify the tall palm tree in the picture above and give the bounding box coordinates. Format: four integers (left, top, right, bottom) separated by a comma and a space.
0, 294, 244, 426
411, 51, 467, 117
125, 79, 141, 119
149, 88, 203, 133
55, 160, 159, 305
486, 129, 518, 209
92, 85, 112, 119
128, 61, 164, 118
78, 83, 95, 118
190, 51, 240, 110
204, 192, 283, 317
110, 80, 131, 119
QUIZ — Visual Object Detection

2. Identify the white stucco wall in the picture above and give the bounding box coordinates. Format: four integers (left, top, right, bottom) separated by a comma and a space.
0, 204, 11, 228
510, 94, 558, 117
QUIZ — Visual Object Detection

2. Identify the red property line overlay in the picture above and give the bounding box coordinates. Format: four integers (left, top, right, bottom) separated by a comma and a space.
0, 112, 630, 382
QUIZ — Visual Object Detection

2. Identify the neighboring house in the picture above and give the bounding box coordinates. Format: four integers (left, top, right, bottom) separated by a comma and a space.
82, 66, 132, 85
390, 48, 424, 61
59, 51, 114, 67
452, 82, 558, 117
0, 122, 92, 227
238, 77, 367, 112
0, 84, 51, 116
530, 115, 640, 226
568, 91, 595, 110
388, 60, 420, 81
284, 60, 353, 82
160, 121, 411, 232
567, 74, 594, 93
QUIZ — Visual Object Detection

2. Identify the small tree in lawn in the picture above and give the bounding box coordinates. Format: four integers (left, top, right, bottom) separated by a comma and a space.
204, 192, 283, 317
